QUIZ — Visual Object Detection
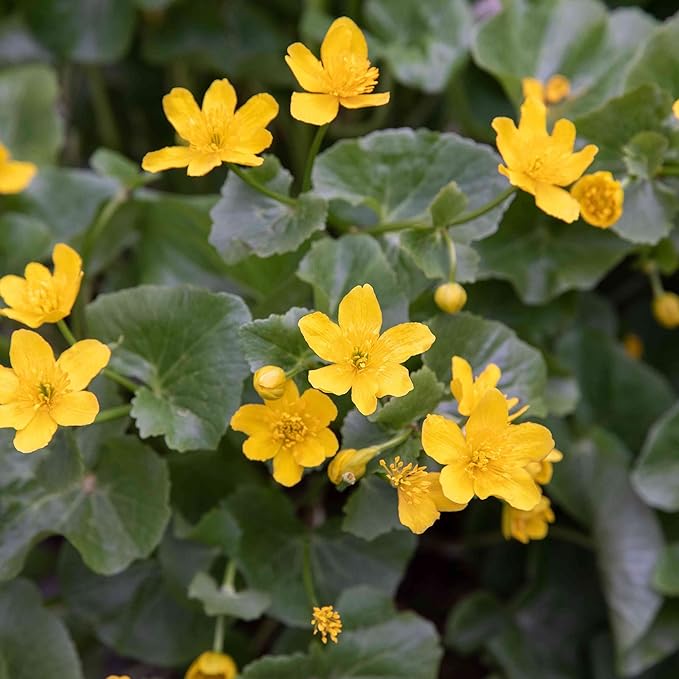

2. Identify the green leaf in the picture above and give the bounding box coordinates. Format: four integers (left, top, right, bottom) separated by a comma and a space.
623, 131, 669, 179
445, 591, 507, 654
399, 230, 479, 282
373, 367, 445, 430
341, 476, 401, 542
365, 0, 471, 93
0, 431, 170, 578
472, 0, 657, 118
90, 148, 156, 190
423, 312, 548, 416
0, 579, 83, 678
475, 193, 633, 304
188, 571, 270, 620
86, 285, 251, 451
653, 543, 679, 596
429, 182, 468, 228
633, 402, 679, 511
239, 307, 314, 372
0, 212, 51, 274
22, 0, 136, 62
209, 157, 327, 264
313, 129, 512, 242
0, 64, 63, 163
297, 234, 408, 327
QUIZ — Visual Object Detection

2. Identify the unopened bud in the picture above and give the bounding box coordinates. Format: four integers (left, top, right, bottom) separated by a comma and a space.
653, 292, 679, 329
253, 365, 287, 400
328, 448, 378, 485
434, 282, 467, 314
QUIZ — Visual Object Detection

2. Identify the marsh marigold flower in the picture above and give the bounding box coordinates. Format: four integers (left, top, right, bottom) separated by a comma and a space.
422, 388, 554, 510
570, 171, 623, 228
142, 78, 278, 176
327, 446, 377, 485
106, 676, 131, 679
673, 99, 679, 119
0, 243, 82, 329
185, 651, 237, 679
0, 330, 110, 453
312, 605, 342, 644
253, 365, 287, 400
653, 291, 679, 329
285, 17, 390, 125
502, 496, 555, 543
380, 456, 467, 534
525, 448, 563, 485
522, 75, 571, 105
0, 141, 36, 194
492, 96, 598, 223
230, 380, 338, 486
298, 284, 435, 416
434, 282, 467, 314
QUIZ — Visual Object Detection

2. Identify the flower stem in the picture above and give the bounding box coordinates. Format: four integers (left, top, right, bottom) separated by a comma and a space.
446, 186, 516, 226
647, 266, 665, 298
302, 536, 319, 607
102, 368, 138, 393
81, 190, 127, 266
57, 319, 77, 346
213, 558, 237, 653
374, 429, 413, 454
441, 228, 457, 282
301, 124, 328, 193
94, 404, 132, 423
85, 65, 121, 151
228, 164, 296, 206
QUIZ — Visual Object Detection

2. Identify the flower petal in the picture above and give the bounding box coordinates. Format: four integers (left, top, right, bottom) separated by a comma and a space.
230, 403, 271, 437
338, 284, 382, 344
498, 165, 537, 195
187, 152, 222, 177
0, 401, 35, 429
162, 87, 207, 144
299, 389, 338, 428
503, 421, 554, 465
439, 459, 474, 505
50, 391, 99, 426
321, 17, 368, 65
220, 149, 265, 167
398, 493, 439, 534
230, 129, 273, 157
492, 116, 522, 169
550, 118, 575, 153
55, 339, 110, 391
0, 274, 28, 309
298, 311, 350, 363
243, 433, 277, 461
465, 388, 508, 447
0, 307, 45, 328
290, 92, 339, 126
307, 364, 354, 396
372, 321, 435, 364
475, 467, 541, 511
518, 95, 547, 136
142, 146, 196, 173
24, 262, 51, 286
534, 182, 581, 223
273, 448, 304, 487
554, 144, 598, 185
10, 330, 55, 380
52, 243, 82, 315
376, 362, 412, 398
422, 414, 468, 465
350, 370, 379, 416
285, 43, 328, 93
0, 161, 36, 194
315, 427, 339, 458
232, 93, 279, 141
428, 473, 467, 512
340, 93, 390, 109
13, 410, 58, 453
202, 78, 237, 129
293, 436, 328, 467
0, 367, 19, 402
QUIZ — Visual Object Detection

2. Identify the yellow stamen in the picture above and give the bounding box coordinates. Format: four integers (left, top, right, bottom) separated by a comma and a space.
311, 605, 342, 644
380, 456, 431, 504
272, 413, 308, 448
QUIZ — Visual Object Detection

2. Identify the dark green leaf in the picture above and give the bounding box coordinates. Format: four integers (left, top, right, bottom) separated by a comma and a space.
342, 476, 401, 541
188, 571, 270, 620
90, 148, 156, 190
623, 131, 669, 179
0, 212, 50, 274
445, 591, 507, 654
399, 230, 479, 282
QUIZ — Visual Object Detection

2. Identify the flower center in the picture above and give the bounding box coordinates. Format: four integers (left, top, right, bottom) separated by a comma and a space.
380, 456, 431, 505
38, 382, 55, 403
326, 56, 379, 97
311, 605, 343, 644
26, 280, 58, 313
351, 348, 369, 371
272, 413, 307, 448
579, 181, 619, 222
466, 444, 498, 477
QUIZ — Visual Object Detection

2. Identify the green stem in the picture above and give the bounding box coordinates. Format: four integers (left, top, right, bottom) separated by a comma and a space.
647, 266, 664, 298
212, 614, 225, 654
365, 219, 425, 236
285, 355, 321, 379
441, 228, 457, 283
102, 368, 138, 393
81, 191, 127, 266
94, 404, 132, 424
373, 429, 413, 455
302, 536, 319, 607
223, 558, 237, 590
301, 124, 328, 193
85, 65, 121, 151
446, 186, 516, 226
57, 319, 77, 346
228, 164, 296, 206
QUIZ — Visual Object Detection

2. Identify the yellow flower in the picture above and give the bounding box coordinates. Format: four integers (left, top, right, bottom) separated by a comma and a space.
622, 333, 643, 360
285, 17, 390, 126
253, 365, 287, 400
653, 292, 679, 329
380, 456, 466, 534
230, 380, 338, 487
311, 605, 342, 644
434, 282, 467, 314
502, 496, 555, 543
0, 243, 83, 329
450, 356, 525, 420
525, 448, 563, 485
327, 446, 377, 485
421, 388, 554, 510
0, 141, 36, 194
298, 284, 435, 416
185, 651, 237, 679
570, 171, 623, 228
521, 75, 571, 105
106, 676, 131, 679
673, 99, 679, 119
492, 96, 598, 223
0, 330, 110, 453
142, 78, 278, 176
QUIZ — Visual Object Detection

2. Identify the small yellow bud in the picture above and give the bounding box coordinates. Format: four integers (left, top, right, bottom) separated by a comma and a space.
327, 447, 378, 485
544, 74, 571, 104
434, 282, 467, 314
653, 292, 679, 329
185, 651, 237, 679
622, 333, 643, 360
570, 171, 623, 228
253, 365, 287, 400
311, 605, 342, 644
673, 99, 679, 119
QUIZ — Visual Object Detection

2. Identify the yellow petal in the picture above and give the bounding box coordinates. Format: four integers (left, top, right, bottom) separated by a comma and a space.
162, 87, 207, 144
187, 651, 237, 679
521, 77, 544, 101
0, 307, 45, 328
477, 363, 502, 391
475, 467, 541, 511
0, 367, 19, 401
0, 274, 28, 308
491, 117, 522, 170
551, 118, 576, 153
290, 92, 339, 126
293, 437, 328, 467
52, 243, 83, 315
321, 17, 368, 65
439, 459, 475, 504
10, 329, 55, 380
422, 414, 468, 465
534, 182, 581, 223
141, 146, 195, 173
398, 493, 440, 534
372, 322, 435, 364
315, 427, 340, 458
56, 339, 110, 391
220, 149, 265, 167
49, 391, 99, 426
232, 93, 279, 141
465, 389, 508, 447
428, 472, 467, 512
24, 261, 51, 286
0, 160, 37, 194
554, 144, 598, 185
242, 433, 277, 461
285, 43, 329, 93
273, 448, 304, 486
375, 362, 412, 398
338, 284, 382, 344
0, 401, 35, 429
503, 422, 554, 464
451, 355, 472, 399
518, 95, 547, 136
340, 93, 390, 109
231, 403, 272, 437
498, 165, 536, 195
298, 311, 351, 362
187, 152, 222, 177
266, 379, 300, 412
299, 388, 338, 428
13, 410, 58, 453
350, 370, 379, 416
229, 129, 273, 157
307, 364, 354, 395
201, 78, 237, 130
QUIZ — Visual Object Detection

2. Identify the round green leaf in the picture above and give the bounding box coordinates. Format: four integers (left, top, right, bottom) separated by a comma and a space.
188, 571, 270, 620
341, 475, 401, 541
86, 285, 251, 452
0, 212, 51, 275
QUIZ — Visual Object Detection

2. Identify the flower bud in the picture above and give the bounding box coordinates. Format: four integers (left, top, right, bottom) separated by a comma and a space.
570, 171, 623, 228
327, 447, 378, 485
544, 74, 570, 104
434, 282, 467, 314
253, 365, 287, 400
185, 651, 237, 679
622, 333, 643, 360
653, 292, 679, 329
